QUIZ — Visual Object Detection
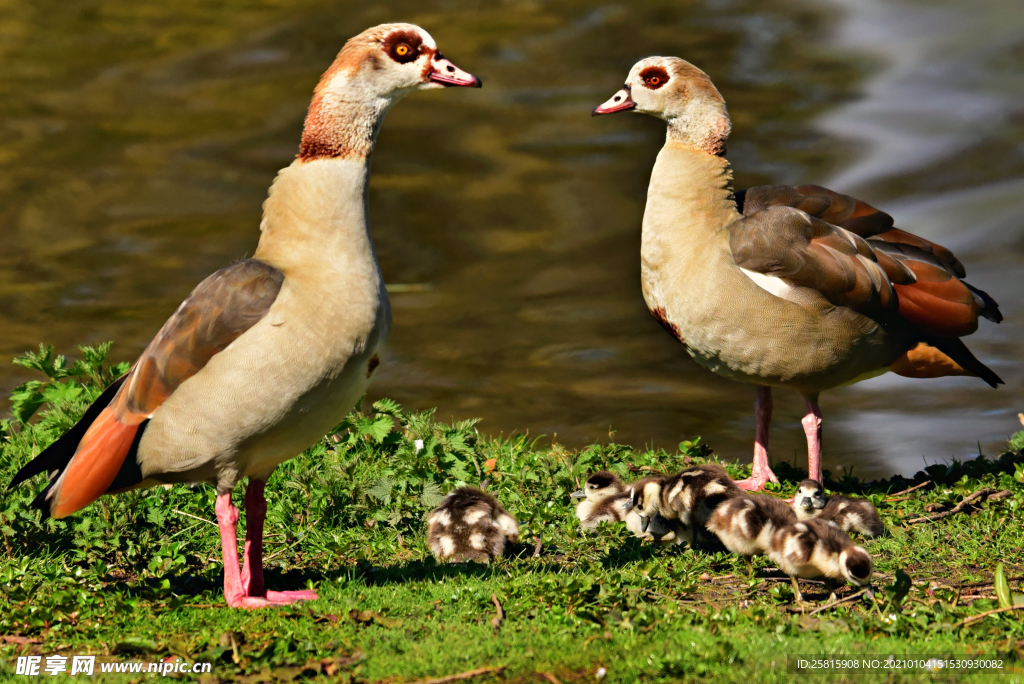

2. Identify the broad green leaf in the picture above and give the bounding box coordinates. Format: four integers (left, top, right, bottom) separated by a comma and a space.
10, 381, 47, 424
995, 562, 1012, 609
885, 569, 912, 606
367, 477, 395, 503
41, 381, 85, 407
419, 482, 444, 508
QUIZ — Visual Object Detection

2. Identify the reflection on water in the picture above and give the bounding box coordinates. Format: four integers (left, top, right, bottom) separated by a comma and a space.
0, 0, 1020, 478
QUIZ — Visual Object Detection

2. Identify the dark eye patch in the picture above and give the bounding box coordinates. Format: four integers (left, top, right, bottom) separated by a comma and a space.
383, 29, 423, 64
639, 65, 669, 90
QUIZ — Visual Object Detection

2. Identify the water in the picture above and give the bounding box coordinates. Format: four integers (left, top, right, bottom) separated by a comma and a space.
0, 0, 1021, 479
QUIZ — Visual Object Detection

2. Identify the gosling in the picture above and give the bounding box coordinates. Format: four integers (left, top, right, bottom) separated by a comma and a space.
427, 487, 519, 563
571, 471, 629, 530
572, 472, 682, 544
768, 518, 873, 601
625, 475, 688, 545
792, 479, 884, 538
628, 464, 742, 549
706, 493, 797, 575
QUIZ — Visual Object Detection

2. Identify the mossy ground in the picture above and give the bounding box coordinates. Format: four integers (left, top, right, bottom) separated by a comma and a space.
2, 345, 1023, 683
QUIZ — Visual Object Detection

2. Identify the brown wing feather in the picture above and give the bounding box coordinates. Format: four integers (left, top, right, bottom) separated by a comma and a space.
117, 258, 284, 418
734, 184, 1002, 386
11, 258, 284, 519
737, 184, 1000, 331
729, 205, 899, 320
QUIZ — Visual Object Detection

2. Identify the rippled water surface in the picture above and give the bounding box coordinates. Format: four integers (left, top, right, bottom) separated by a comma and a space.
1, 0, 1021, 478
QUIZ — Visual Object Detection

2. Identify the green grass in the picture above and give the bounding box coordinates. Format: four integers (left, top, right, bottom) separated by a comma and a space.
2, 344, 1024, 683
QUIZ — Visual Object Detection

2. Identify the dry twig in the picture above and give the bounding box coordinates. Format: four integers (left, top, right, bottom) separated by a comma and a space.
172, 509, 218, 527
490, 594, 504, 630
809, 589, 869, 615
952, 605, 1024, 630
907, 488, 1009, 524
404, 666, 505, 684
884, 481, 932, 501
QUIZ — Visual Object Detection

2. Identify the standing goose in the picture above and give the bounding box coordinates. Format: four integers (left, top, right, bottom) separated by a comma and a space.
593, 58, 1002, 490
7, 23, 481, 608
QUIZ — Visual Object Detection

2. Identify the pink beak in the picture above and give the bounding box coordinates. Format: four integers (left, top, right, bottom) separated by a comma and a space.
592, 86, 635, 116
428, 55, 482, 88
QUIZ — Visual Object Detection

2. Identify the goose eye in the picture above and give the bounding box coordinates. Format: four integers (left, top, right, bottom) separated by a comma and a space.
387, 39, 419, 63
638, 66, 669, 90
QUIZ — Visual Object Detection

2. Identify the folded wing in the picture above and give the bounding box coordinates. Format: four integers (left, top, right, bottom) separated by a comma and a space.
8, 259, 285, 518
731, 184, 1002, 386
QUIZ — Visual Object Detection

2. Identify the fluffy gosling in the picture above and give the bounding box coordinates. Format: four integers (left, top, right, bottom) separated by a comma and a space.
427, 487, 518, 563
768, 518, 873, 601
572, 472, 682, 544
792, 479, 884, 538
627, 464, 742, 549
706, 493, 797, 575
571, 471, 628, 530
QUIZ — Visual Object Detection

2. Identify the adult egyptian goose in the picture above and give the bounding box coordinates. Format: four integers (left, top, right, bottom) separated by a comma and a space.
593, 57, 1002, 490
7, 24, 480, 608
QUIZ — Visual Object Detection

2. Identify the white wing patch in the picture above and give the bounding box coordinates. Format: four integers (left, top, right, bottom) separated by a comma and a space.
740, 268, 795, 299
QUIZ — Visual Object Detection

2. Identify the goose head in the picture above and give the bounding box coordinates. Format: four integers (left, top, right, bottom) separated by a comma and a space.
593, 57, 730, 154
571, 471, 624, 503
300, 23, 480, 161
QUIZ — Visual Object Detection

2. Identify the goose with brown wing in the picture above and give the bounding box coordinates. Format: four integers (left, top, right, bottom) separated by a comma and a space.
593, 57, 1002, 491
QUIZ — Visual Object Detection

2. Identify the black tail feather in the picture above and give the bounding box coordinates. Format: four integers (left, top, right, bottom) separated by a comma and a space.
963, 281, 1003, 324
6, 374, 127, 493
929, 337, 1003, 388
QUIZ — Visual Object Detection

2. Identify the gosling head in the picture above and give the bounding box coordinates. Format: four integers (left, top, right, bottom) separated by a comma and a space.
792, 479, 827, 520
571, 471, 624, 503
839, 546, 873, 587
592, 56, 730, 155
622, 478, 665, 533
300, 23, 480, 161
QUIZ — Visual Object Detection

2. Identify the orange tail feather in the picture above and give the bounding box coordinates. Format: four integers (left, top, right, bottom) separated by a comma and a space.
49, 407, 145, 519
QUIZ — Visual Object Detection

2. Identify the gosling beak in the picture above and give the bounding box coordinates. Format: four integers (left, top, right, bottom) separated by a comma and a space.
428, 54, 482, 88
570, 490, 586, 499
621, 499, 633, 511
800, 497, 815, 511
640, 515, 650, 533
592, 85, 635, 116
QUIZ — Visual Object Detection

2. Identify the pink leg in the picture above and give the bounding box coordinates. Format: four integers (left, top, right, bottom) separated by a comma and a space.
241, 479, 317, 603
801, 394, 823, 484
735, 386, 780, 491
215, 487, 316, 609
